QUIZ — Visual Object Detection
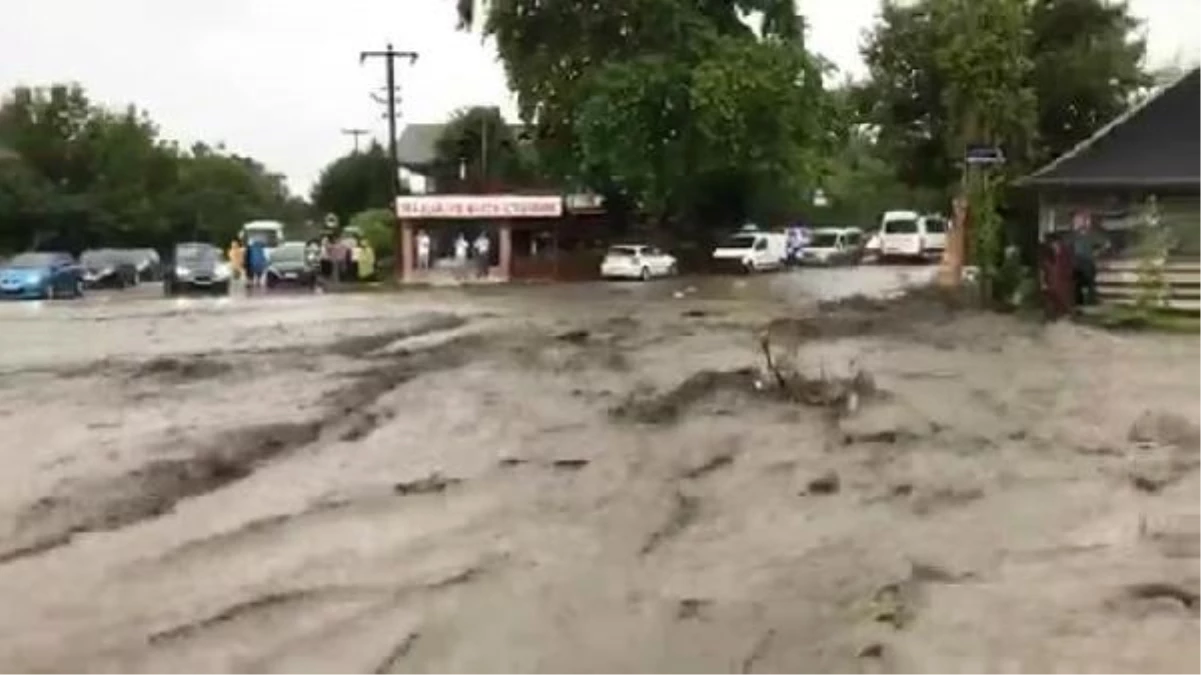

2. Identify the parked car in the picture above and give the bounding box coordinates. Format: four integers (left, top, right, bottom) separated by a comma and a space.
600, 244, 678, 280
711, 231, 787, 273
125, 248, 162, 281
796, 228, 865, 266
163, 243, 232, 296
80, 249, 140, 289
265, 242, 318, 290
0, 251, 85, 300
876, 211, 948, 262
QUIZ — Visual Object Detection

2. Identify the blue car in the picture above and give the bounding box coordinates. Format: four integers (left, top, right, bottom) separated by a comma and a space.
0, 252, 85, 300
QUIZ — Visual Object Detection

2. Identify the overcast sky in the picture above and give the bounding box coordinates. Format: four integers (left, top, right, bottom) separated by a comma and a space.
2, 0, 1197, 195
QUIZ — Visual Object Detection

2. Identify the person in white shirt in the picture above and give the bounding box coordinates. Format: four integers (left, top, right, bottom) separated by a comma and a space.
473, 232, 491, 278
416, 230, 431, 270
451, 234, 470, 278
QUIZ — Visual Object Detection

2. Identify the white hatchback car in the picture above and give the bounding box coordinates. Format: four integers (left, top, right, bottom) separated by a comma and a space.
600, 244, 678, 280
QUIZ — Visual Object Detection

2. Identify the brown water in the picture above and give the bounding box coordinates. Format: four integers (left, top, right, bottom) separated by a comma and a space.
0, 271, 1196, 672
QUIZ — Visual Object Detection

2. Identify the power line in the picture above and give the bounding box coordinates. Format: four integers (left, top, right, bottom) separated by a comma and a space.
340, 128, 370, 153
359, 43, 418, 202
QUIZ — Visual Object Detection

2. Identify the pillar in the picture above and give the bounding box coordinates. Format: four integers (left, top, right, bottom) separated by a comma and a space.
399, 220, 414, 282
499, 221, 513, 281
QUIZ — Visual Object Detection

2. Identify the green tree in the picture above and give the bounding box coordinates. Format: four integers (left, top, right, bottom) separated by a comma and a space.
431, 106, 536, 192
0, 83, 306, 252
860, 0, 1148, 192
310, 143, 397, 226
456, 0, 831, 235
347, 208, 396, 259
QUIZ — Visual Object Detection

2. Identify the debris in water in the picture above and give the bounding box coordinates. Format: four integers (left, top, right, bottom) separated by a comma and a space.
393, 473, 461, 496
554, 329, 590, 343
804, 471, 841, 495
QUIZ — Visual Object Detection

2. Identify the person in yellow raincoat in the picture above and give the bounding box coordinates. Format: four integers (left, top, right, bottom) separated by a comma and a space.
227, 237, 245, 281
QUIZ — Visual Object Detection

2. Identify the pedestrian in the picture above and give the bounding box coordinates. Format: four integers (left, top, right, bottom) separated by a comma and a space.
227, 237, 244, 282
416, 230, 431, 270
1069, 214, 1105, 308
451, 233, 468, 280
473, 232, 491, 279
245, 237, 268, 291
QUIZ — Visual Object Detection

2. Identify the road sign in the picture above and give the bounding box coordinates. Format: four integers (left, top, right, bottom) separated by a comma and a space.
323, 213, 339, 229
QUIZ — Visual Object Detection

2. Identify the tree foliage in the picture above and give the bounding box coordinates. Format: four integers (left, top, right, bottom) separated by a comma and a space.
310, 142, 397, 226
0, 83, 306, 254
430, 106, 537, 192
859, 0, 1148, 192
458, 0, 833, 233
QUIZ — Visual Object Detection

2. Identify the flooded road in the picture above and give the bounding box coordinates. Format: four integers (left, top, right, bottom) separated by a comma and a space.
0, 266, 1196, 672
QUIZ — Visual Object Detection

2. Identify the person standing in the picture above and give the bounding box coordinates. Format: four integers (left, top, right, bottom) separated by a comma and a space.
227, 237, 244, 283
1069, 214, 1105, 307
453, 233, 469, 280
245, 238, 268, 291
473, 232, 491, 279
416, 230, 432, 270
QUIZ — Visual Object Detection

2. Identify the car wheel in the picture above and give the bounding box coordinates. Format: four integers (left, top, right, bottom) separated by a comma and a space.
214, 282, 230, 296
639, 266, 650, 281
744, 261, 755, 274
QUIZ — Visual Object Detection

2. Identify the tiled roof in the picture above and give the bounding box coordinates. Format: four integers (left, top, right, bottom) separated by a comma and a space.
1022, 68, 1200, 189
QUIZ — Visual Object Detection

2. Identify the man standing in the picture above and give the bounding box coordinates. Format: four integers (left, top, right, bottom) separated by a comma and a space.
416, 230, 431, 270
1069, 212, 1104, 307
245, 238, 268, 291
473, 232, 491, 279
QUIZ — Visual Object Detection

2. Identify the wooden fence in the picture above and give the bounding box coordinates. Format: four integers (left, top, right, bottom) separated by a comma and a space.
1096, 258, 1201, 313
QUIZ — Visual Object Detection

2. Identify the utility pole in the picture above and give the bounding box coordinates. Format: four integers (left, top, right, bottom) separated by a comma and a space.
340, 128, 369, 153
359, 43, 419, 202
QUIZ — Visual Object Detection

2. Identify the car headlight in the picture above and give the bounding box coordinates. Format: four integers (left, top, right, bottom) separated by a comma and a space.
214, 263, 231, 279
101, 266, 114, 275
176, 266, 191, 277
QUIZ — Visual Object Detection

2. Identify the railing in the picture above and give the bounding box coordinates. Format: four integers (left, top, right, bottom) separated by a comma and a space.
1096, 258, 1201, 313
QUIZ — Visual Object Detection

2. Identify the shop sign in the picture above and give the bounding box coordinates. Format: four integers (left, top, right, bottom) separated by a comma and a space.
396, 195, 563, 219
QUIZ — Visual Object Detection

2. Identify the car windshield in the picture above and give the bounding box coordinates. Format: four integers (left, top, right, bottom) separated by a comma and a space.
884, 219, 919, 234
606, 246, 641, 258
924, 217, 947, 233
809, 233, 840, 248
175, 245, 219, 263
721, 235, 757, 249
244, 229, 281, 247
81, 250, 125, 267
271, 245, 307, 263
6, 252, 60, 267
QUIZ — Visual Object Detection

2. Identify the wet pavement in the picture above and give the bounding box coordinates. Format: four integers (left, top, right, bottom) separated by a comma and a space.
0, 264, 1196, 673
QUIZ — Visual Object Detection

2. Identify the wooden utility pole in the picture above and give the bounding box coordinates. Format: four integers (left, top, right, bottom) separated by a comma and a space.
340, 128, 369, 153
359, 43, 419, 202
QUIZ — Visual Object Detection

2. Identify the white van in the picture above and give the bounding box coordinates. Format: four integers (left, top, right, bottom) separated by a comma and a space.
241, 220, 285, 251
712, 231, 787, 273
877, 211, 947, 262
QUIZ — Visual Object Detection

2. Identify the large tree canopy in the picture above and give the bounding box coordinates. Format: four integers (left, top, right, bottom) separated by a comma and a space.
310, 142, 397, 226
458, 0, 833, 232
0, 83, 306, 253
431, 105, 537, 192
859, 0, 1149, 193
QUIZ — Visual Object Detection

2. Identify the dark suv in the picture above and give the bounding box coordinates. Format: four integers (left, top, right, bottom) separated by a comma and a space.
163, 243, 231, 296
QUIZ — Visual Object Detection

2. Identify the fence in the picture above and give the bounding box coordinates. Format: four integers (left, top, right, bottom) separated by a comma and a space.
1096, 258, 1201, 313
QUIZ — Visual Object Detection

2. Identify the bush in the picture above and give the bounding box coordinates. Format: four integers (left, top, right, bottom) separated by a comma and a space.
347, 208, 395, 259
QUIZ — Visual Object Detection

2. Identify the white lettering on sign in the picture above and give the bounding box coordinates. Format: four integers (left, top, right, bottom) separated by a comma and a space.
395, 195, 563, 219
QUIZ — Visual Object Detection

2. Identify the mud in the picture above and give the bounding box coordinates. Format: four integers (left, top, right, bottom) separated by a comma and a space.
0, 271, 1196, 672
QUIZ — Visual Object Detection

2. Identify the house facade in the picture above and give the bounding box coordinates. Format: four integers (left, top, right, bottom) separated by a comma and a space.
1021, 68, 1199, 310
1021, 68, 1199, 259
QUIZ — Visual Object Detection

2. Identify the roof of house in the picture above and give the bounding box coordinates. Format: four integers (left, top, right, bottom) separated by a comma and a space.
1022, 67, 1199, 189
397, 122, 530, 169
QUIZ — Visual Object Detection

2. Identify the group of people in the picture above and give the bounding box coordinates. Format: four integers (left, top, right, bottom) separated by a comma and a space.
226, 236, 269, 288
414, 230, 493, 279
1039, 214, 1106, 318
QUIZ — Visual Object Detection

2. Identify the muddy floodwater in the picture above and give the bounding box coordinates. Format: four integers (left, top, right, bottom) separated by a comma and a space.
0, 268, 1197, 673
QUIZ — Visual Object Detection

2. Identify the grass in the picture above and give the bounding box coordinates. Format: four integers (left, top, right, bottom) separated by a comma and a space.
1081, 304, 1200, 334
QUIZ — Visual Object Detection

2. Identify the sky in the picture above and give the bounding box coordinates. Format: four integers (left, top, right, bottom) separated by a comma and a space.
1, 0, 1198, 196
